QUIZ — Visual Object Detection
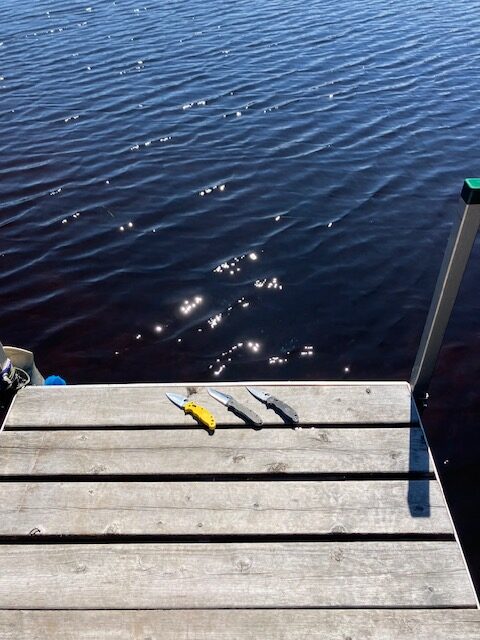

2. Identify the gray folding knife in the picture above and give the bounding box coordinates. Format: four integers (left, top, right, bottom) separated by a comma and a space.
207, 388, 263, 426
246, 386, 299, 424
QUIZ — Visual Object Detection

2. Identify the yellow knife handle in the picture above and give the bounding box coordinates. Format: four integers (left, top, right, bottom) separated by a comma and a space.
184, 401, 216, 431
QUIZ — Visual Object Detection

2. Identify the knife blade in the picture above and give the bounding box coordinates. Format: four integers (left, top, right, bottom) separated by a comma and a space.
166, 392, 216, 431
246, 386, 299, 424
207, 387, 263, 427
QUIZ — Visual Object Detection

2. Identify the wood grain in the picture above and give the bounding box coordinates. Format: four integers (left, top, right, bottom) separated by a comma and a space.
0, 427, 431, 475
0, 542, 473, 608
4, 383, 415, 428
0, 480, 450, 536
1, 609, 479, 640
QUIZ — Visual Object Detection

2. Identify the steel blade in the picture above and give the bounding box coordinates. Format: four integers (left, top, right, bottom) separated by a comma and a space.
165, 392, 188, 409
246, 386, 270, 403
207, 387, 231, 406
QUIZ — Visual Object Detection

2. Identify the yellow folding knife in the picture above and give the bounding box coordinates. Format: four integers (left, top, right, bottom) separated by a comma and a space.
166, 392, 216, 431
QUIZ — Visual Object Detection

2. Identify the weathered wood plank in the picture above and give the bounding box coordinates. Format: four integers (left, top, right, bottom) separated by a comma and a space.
0, 427, 431, 475
0, 480, 450, 536
4, 383, 414, 428
1, 609, 479, 640
0, 542, 473, 608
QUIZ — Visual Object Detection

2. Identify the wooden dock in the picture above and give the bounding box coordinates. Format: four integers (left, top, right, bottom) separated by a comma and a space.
0, 381, 479, 638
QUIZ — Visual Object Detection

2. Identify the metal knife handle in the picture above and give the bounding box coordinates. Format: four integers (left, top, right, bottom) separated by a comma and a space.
228, 400, 263, 426
266, 397, 299, 424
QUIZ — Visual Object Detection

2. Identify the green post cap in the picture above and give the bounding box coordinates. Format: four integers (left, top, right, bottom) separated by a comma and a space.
461, 178, 480, 205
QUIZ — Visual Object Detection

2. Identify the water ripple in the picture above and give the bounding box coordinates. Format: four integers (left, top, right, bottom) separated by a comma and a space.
1, 0, 480, 384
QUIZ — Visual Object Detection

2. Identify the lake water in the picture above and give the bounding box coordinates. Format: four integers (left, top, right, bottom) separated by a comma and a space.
1, 0, 480, 585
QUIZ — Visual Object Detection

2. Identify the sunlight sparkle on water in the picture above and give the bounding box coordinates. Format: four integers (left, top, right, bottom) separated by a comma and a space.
199, 183, 226, 197
300, 346, 314, 357
209, 340, 259, 377
254, 277, 282, 290
208, 313, 222, 329
180, 296, 203, 315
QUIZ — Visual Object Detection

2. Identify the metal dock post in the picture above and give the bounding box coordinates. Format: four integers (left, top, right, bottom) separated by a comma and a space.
411, 179, 480, 401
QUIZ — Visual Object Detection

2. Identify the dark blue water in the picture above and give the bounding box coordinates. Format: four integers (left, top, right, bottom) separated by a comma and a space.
1, 0, 480, 584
